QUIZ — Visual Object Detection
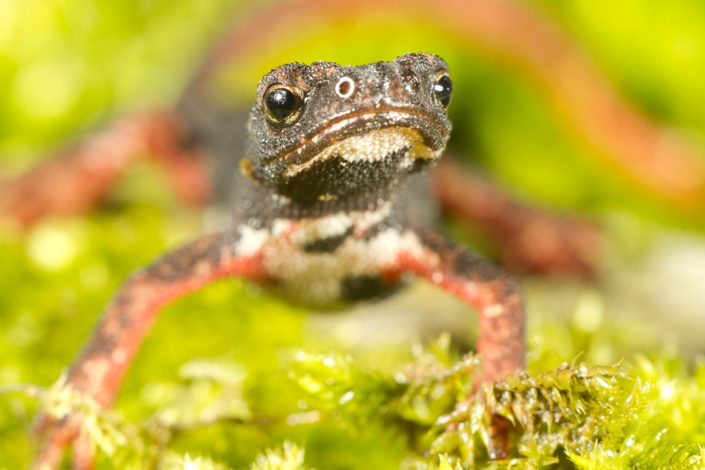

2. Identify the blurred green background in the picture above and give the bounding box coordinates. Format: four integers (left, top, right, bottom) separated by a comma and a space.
2, 0, 705, 468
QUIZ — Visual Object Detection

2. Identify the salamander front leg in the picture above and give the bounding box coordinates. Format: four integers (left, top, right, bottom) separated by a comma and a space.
33, 232, 265, 469
393, 229, 526, 459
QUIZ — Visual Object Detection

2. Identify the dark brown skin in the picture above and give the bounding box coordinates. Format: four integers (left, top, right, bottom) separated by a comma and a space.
31, 53, 525, 468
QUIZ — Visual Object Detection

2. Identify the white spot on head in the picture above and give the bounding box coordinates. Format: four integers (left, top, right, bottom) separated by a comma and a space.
335, 76, 355, 98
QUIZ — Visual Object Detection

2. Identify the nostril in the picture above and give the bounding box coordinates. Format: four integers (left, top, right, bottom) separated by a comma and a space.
335, 77, 355, 98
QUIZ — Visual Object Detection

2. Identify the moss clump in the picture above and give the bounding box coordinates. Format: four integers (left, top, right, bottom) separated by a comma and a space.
267, 335, 705, 468
6, 321, 705, 469
250, 442, 310, 470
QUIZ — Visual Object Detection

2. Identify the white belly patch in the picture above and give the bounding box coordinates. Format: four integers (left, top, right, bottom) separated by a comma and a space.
233, 208, 424, 306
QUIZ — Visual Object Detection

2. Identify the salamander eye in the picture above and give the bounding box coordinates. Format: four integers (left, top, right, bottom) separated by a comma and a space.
263, 84, 305, 125
432, 72, 452, 108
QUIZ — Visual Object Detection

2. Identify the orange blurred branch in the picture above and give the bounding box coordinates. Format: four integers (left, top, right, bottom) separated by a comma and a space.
0, 111, 209, 227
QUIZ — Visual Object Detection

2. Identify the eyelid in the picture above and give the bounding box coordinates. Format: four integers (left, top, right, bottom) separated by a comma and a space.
262, 83, 305, 126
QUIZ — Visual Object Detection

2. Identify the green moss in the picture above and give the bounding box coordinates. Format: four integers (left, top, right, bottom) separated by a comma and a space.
250, 442, 309, 470
9, 324, 705, 468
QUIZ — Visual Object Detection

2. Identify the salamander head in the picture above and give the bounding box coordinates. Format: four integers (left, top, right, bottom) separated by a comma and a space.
244, 53, 453, 205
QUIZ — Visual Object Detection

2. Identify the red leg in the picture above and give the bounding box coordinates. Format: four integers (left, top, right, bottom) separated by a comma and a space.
433, 157, 600, 278
0, 110, 210, 228
392, 229, 525, 459
32, 232, 265, 469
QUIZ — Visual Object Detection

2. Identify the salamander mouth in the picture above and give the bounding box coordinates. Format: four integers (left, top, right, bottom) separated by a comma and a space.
262, 106, 449, 167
